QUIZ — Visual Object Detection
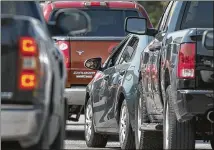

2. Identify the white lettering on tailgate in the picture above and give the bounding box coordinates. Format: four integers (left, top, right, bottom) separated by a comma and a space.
73, 71, 95, 75
76, 75, 93, 78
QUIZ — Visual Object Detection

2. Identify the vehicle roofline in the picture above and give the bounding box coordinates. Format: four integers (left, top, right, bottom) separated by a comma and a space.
46, 1, 140, 9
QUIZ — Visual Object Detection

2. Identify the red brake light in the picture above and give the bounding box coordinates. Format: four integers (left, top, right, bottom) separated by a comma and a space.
90, 1, 101, 6
19, 71, 37, 90
84, 1, 107, 7
19, 37, 37, 56
177, 43, 196, 79
19, 36, 39, 90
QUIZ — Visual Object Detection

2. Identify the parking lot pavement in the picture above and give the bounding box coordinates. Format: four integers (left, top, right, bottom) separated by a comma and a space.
65, 115, 212, 150
65, 115, 120, 149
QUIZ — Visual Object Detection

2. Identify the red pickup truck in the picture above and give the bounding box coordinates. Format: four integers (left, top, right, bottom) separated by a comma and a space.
42, 1, 153, 122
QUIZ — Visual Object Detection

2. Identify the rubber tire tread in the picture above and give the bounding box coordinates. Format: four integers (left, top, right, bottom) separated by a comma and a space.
137, 82, 163, 150
210, 139, 214, 150
50, 98, 66, 149
119, 100, 135, 150
165, 85, 195, 149
85, 99, 108, 148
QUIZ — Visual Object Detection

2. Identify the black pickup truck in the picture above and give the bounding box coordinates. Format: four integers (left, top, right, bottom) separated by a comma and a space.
1, 1, 90, 150
125, 1, 214, 150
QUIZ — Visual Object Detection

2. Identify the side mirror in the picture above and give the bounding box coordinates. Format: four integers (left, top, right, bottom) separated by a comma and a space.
48, 8, 91, 36
84, 57, 102, 70
125, 17, 147, 35
202, 30, 214, 50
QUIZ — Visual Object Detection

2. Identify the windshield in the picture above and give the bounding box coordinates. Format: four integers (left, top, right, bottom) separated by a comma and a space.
49, 9, 140, 37
181, 1, 214, 29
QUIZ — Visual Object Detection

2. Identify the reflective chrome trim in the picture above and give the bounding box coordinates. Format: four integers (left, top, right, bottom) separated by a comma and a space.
52, 36, 125, 41
1, 105, 38, 140
178, 90, 214, 94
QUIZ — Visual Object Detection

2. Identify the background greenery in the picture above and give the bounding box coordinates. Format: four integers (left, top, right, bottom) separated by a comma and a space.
138, 1, 168, 27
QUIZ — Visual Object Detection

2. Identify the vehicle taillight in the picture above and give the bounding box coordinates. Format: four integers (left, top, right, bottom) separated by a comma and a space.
57, 41, 70, 68
84, 1, 107, 7
20, 37, 37, 56
177, 43, 196, 79
19, 37, 39, 90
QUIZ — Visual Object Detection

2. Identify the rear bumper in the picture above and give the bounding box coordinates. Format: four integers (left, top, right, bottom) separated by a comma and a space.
1, 105, 44, 147
64, 86, 86, 105
174, 90, 214, 122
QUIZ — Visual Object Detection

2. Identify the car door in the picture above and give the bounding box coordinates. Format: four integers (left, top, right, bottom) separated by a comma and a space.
141, 41, 156, 115
93, 35, 132, 128
150, 2, 174, 116
104, 36, 139, 129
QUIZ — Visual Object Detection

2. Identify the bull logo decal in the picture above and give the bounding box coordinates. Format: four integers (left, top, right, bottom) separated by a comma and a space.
76, 50, 84, 55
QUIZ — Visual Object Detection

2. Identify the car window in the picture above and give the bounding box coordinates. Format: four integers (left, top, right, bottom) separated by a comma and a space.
181, 1, 214, 29
163, 1, 177, 32
103, 36, 131, 69
118, 36, 139, 64
1, 1, 49, 34
158, 2, 173, 32
49, 9, 140, 37
1, 1, 41, 22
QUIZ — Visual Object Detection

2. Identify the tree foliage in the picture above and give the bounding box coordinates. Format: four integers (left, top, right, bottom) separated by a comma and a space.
138, 1, 168, 27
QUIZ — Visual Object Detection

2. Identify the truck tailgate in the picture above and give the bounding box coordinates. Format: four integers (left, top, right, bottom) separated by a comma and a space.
1, 18, 19, 100
70, 37, 123, 85
53, 36, 124, 86
195, 29, 214, 90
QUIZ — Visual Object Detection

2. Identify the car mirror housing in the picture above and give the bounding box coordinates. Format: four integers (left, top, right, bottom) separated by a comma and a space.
125, 17, 147, 35
48, 8, 91, 36
202, 30, 214, 50
84, 57, 102, 71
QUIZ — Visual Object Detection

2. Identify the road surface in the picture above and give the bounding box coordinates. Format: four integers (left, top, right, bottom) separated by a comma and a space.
65, 115, 212, 149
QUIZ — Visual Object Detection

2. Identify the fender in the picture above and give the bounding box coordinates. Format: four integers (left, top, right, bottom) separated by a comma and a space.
114, 85, 127, 123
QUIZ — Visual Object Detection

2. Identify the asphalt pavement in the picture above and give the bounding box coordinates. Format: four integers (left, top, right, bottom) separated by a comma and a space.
65, 115, 119, 149
65, 115, 212, 150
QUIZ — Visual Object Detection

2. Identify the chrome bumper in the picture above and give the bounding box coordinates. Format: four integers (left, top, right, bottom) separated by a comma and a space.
64, 86, 86, 105
1, 105, 38, 140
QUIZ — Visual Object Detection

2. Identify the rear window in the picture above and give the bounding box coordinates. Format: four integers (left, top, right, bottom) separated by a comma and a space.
1, 1, 41, 21
1, 1, 48, 30
181, 1, 214, 29
49, 9, 140, 37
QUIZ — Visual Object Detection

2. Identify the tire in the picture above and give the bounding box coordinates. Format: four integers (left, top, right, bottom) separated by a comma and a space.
119, 100, 135, 150
211, 139, 214, 150
50, 98, 66, 150
25, 118, 50, 150
164, 85, 195, 149
84, 98, 108, 148
135, 82, 163, 150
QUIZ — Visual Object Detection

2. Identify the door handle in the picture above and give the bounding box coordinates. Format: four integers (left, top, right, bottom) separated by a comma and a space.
104, 75, 109, 80
119, 70, 126, 76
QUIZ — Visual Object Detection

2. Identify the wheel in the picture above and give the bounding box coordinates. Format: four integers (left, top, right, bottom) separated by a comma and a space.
84, 98, 108, 148
211, 139, 214, 150
119, 100, 135, 150
135, 82, 163, 149
164, 85, 195, 149
50, 98, 66, 149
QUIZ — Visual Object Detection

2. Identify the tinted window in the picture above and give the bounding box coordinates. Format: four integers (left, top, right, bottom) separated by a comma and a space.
119, 37, 139, 64
181, 1, 214, 29
1, 1, 42, 21
157, 2, 173, 31
49, 9, 139, 36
